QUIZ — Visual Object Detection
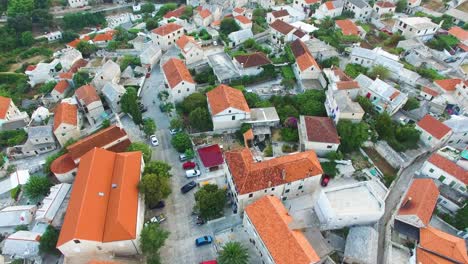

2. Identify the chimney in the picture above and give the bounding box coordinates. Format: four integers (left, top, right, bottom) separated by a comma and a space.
112, 183, 117, 189
268, 181, 272, 188
98, 192, 105, 197
402, 197, 412, 207
282, 169, 286, 180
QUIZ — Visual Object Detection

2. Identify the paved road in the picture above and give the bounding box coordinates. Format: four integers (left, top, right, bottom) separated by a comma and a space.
376, 152, 431, 264
139, 66, 217, 264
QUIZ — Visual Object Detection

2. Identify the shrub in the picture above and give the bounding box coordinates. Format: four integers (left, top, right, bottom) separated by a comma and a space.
280, 128, 299, 142
10, 185, 21, 200
264, 144, 273, 157
321, 162, 338, 177
23, 176, 52, 201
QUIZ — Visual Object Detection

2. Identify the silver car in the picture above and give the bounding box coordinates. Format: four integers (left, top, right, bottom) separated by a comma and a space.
185, 169, 201, 178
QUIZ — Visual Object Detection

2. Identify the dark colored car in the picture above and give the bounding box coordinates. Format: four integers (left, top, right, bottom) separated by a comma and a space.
139, 105, 148, 113
183, 161, 196, 170
146, 72, 151, 78
321, 175, 331, 187
181, 181, 197, 193
149, 200, 165, 209
195, 236, 213, 247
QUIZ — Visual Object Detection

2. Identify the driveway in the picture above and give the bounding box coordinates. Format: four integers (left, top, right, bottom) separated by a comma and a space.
139, 72, 217, 263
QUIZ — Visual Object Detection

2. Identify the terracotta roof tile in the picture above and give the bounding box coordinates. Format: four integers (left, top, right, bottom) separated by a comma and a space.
197, 144, 223, 168
418, 226, 468, 264
198, 9, 212, 19
303, 116, 340, 144
398, 179, 439, 226
69, 59, 88, 73
66, 125, 128, 161
290, 39, 320, 71
305, 0, 320, 3
93, 33, 113, 42
67, 36, 91, 48
335, 19, 360, 36
434, 78, 462, 92
206, 84, 250, 115
332, 68, 360, 89
53, 80, 70, 94
59, 72, 73, 80
0, 96, 12, 119
211, 20, 221, 27
459, 43, 468, 52
245, 196, 320, 264
234, 52, 272, 68
325, 1, 335, 9
416, 248, 453, 264
389, 90, 400, 100
176, 35, 200, 53
235, 15, 251, 24
26, 65, 36, 71
293, 29, 307, 38
163, 5, 186, 19
57, 148, 142, 247
427, 153, 468, 185
375, 1, 395, 8
225, 148, 323, 194
270, 19, 295, 35
162, 58, 194, 88
152, 23, 183, 36
75, 84, 100, 106
416, 114, 452, 140
50, 153, 77, 174
422, 86, 439, 97
53, 102, 78, 131
272, 9, 289, 18
448, 26, 468, 42
233, 7, 245, 14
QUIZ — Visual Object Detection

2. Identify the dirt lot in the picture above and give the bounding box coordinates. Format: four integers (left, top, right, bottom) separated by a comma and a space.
8, 55, 48, 72
457, 1, 468, 12
422, 0, 445, 11
362, 147, 397, 176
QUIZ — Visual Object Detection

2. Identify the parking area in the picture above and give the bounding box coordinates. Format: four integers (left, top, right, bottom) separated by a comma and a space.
213, 225, 263, 264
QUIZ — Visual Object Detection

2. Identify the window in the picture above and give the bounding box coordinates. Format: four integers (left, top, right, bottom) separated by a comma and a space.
428, 136, 432, 141
187, 88, 189, 91
178, 90, 181, 93
249, 193, 253, 198
97, 246, 102, 250
74, 240, 81, 244
298, 185, 303, 190
282, 197, 287, 201
449, 181, 456, 187
438, 176, 446, 182
459, 186, 466, 192
271, 188, 275, 191
327, 145, 333, 149
429, 168, 434, 173
232, 116, 236, 120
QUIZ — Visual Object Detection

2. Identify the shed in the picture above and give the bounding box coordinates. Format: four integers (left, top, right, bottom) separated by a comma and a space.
197, 144, 224, 171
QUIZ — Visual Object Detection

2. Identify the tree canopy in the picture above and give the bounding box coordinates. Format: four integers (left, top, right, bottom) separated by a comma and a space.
180, 93, 207, 114
39, 225, 60, 255
127, 142, 152, 163
368, 65, 390, 80
189, 107, 212, 131
143, 118, 157, 137
121, 87, 142, 125
194, 184, 226, 220
218, 241, 250, 264
23, 175, 52, 201
140, 222, 170, 263
139, 173, 171, 206
220, 18, 240, 35
403, 97, 420, 111
337, 120, 369, 153
171, 132, 192, 153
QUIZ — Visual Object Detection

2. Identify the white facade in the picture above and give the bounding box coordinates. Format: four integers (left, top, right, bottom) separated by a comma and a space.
373, 2, 395, 17
392, 17, 441, 41
68, 0, 88, 8
344, 0, 371, 21
313, 1, 343, 19
54, 122, 80, 147
46, 31, 63, 42
25, 59, 60, 87
415, 125, 452, 149
0, 99, 28, 125
150, 25, 184, 51
314, 181, 385, 230
179, 41, 204, 65
210, 106, 250, 132
421, 159, 467, 195
444, 116, 468, 150
168, 81, 196, 103
325, 90, 364, 124
292, 60, 321, 80
266, 12, 290, 24
140, 45, 162, 67
243, 214, 276, 264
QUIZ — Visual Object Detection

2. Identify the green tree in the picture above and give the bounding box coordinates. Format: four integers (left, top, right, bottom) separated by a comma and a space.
76, 41, 97, 57
138, 173, 171, 206
170, 117, 183, 130
7, 13, 32, 34
344, 63, 368, 78
144, 161, 172, 178
171, 132, 192, 152
189, 107, 212, 131
194, 184, 226, 220
395, 125, 420, 149
396, 0, 407, 12
39, 81, 56, 94
450, 205, 468, 230
39, 226, 60, 255
141, 2, 155, 13
143, 118, 157, 137
220, 18, 240, 35
357, 96, 375, 115
73, 71, 91, 87
181, 93, 207, 114
277, 105, 299, 122
375, 113, 394, 139
140, 222, 169, 263
403, 97, 420, 111
21, 31, 34, 46
23, 175, 52, 201
145, 17, 159, 31
7, 0, 34, 16
320, 57, 340, 68
280, 127, 299, 142
121, 87, 142, 124
119, 55, 141, 71
127, 142, 152, 162
14, 224, 28, 231
218, 241, 250, 264
31, 8, 53, 29
184, 148, 195, 159
61, 31, 79, 43
337, 120, 369, 153
368, 65, 390, 80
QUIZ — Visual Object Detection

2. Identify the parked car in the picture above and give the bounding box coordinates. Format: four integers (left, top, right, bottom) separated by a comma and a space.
196, 216, 205, 225
179, 153, 189, 162
149, 200, 165, 210
139, 105, 148, 113
321, 175, 331, 187
150, 135, 159, 146
181, 181, 197, 193
185, 169, 201, 178
169, 128, 181, 135
444, 57, 459, 63
146, 72, 151, 78
200, 260, 217, 264
213, 40, 218, 46
148, 214, 166, 224
195, 236, 213, 247
183, 161, 196, 170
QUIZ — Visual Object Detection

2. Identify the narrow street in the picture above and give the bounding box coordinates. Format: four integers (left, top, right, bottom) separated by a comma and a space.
376, 152, 431, 264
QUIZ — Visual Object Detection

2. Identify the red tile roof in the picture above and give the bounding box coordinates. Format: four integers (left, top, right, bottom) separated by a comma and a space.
418, 226, 468, 264
375, 1, 395, 8
75, 84, 100, 106
53, 80, 70, 94
225, 148, 323, 194
233, 7, 245, 14
272, 9, 289, 18
70, 59, 88, 73
197, 144, 224, 168
427, 153, 468, 185
332, 68, 360, 89
93, 33, 113, 42
163, 5, 186, 19
290, 39, 320, 72
245, 196, 320, 264
57, 148, 142, 246
416, 114, 452, 140
422, 86, 439, 97
434, 78, 462, 92
152, 23, 183, 36
398, 178, 439, 226
176, 35, 200, 53
0, 96, 12, 119
270, 19, 295, 35
303, 116, 340, 144
50, 153, 77, 174
198, 9, 211, 19
206, 84, 250, 115
459, 43, 468, 52
325, 1, 335, 9
26, 65, 36, 71
162, 58, 194, 88
448, 26, 468, 42
67, 36, 91, 48
335, 19, 360, 36
234, 15, 251, 24
59, 72, 73, 80
234, 52, 272, 68
53, 102, 78, 131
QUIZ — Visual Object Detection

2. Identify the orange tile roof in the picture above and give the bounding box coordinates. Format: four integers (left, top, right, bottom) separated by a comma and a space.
303, 116, 340, 144
152, 23, 183, 36
389, 91, 400, 100
416, 114, 452, 140
375, 1, 395, 7
233, 7, 245, 14
59, 72, 73, 80
53, 102, 78, 131
245, 196, 320, 264
211, 20, 221, 27
416, 248, 453, 264
163, 5, 186, 19
66, 125, 128, 161
50, 153, 77, 174
418, 226, 468, 264
243, 128, 254, 147
225, 148, 323, 194
270, 19, 295, 35
93, 32, 113, 42
234, 52, 272, 68
75, 84, 100, 106
290, 39, 320, 72
434, 78, 462, 92
235, 15, 251, 24
162, 58, 195, 88
272, 9, 289, 18
427, 153, 468, 185
332, 68, 360, 89
448, 26, 468, 42
176, 35, 200, 53
70, 59, 88, 73
26, 65, 36, 71
57, 148, 142, 247
422, 86, 439, 97
67, 36, 91, 48
53, 80, 70, 94
335, 19, 360, 36
198, 9, 212, 19
325, 1, 335, 9
459, 43, 468, 52
0, 96, 12, 119
206, 84, 250, 115
398, 179, 439, 226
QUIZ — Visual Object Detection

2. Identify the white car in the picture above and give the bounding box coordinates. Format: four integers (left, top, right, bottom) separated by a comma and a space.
169, 128, 180, 135
150, 135, 159, 146
213, 40, 218, 46
185, 169, 201, 178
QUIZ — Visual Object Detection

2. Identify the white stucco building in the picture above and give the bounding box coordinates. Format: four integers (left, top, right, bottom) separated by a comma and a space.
75, 84, 105, 125
176, 35, 204, 65
53, 102, 80, 147
150, 23, 184, 51
444, 115, 468, 150
290, 39, 322, 80
421, 152, 467, 195
415, 114, 453, 149
162, 58, 196, 102
392, 17, 441, 41
298, 115, 341, 156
